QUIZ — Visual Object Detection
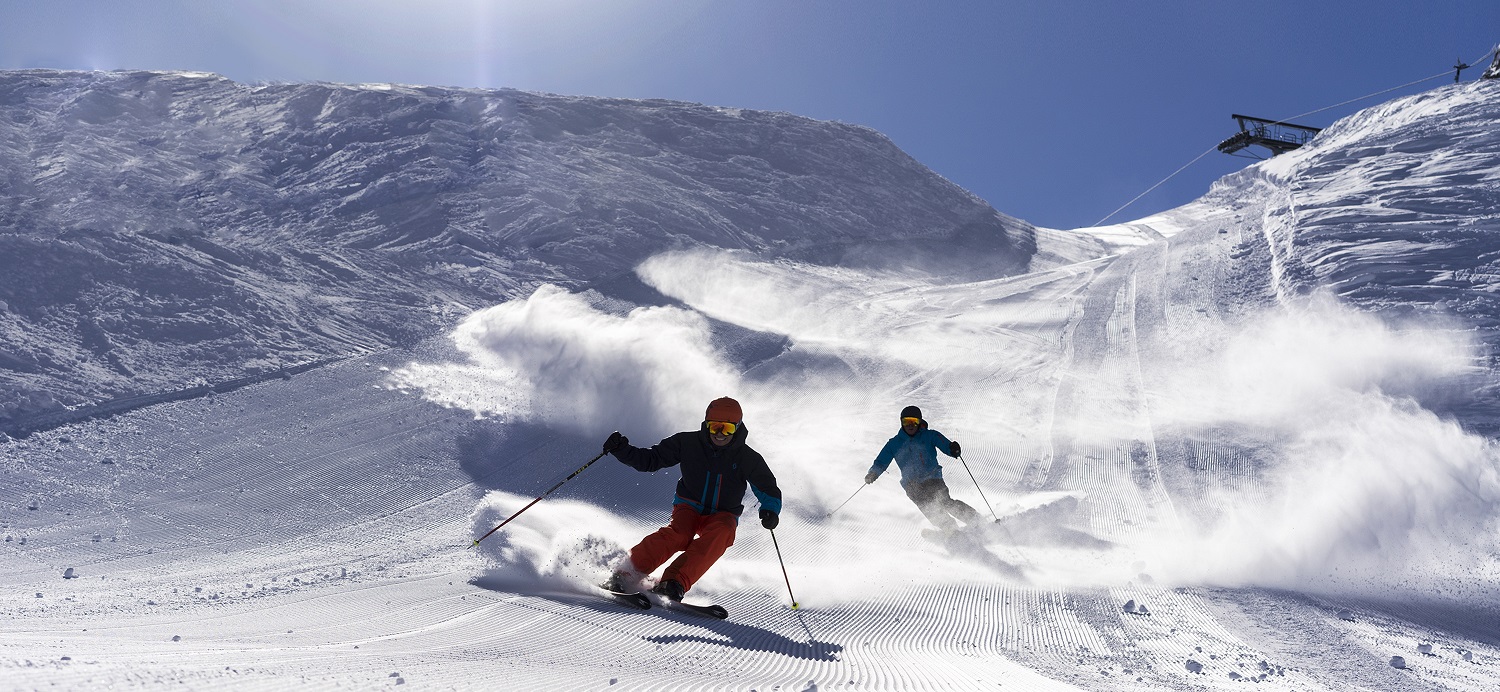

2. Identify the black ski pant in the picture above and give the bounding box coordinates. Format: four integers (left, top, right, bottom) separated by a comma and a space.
903, 478, 980, 530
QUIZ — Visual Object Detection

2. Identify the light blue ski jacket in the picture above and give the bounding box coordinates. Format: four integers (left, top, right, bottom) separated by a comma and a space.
868, 427, 955, 488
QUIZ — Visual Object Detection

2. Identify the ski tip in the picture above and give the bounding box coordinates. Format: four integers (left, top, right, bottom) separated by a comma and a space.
695, 603, 729, 619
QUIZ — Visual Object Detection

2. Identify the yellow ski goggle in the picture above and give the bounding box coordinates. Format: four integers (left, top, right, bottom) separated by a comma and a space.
901, 417, 921, 426
706, 421, 738, 436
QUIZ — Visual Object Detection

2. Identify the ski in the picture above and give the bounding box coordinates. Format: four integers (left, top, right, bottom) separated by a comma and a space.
601, 586, 727, 619
668, 600, 728, 620
603, 588, 651, 610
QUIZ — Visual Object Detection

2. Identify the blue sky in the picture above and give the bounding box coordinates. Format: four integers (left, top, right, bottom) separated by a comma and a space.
3, 0, 1497, 229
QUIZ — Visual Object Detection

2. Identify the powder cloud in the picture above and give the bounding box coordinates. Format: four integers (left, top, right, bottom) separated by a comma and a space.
393, 283, 738, 440
1146, 296, 1500, 594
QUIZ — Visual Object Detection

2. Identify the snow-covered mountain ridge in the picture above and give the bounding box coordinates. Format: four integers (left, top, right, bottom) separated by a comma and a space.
0, 69, 1081, 431
6, 73, 1500, 690
1133, 80, 1500, 435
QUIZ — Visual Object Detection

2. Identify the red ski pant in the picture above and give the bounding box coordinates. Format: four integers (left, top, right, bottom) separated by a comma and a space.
628, 503, 738, 592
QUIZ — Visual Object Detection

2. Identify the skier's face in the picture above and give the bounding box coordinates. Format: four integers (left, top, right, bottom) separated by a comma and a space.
902, 417, 920, 435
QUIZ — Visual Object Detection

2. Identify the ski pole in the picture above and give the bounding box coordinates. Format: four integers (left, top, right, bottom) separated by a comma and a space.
470, 441, 618, 548
957, 454, 1000, 522
769, 528, 799, 610
824, 481, 868, 519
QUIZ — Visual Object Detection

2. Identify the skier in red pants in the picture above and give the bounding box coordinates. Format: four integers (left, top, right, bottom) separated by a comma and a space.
602, 397, 781, 601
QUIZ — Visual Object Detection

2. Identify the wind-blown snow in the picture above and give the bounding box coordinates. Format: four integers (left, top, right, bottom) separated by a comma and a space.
400, 284, 737, 440
1137, 295, 1500, 589
0, 69, 1067, 433
6, 72, 1500, 690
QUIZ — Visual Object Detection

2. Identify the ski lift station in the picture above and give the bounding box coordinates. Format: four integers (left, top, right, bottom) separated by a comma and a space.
1216, 114, 1323, 158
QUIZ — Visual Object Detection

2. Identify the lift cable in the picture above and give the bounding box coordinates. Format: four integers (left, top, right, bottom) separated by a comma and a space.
1092, 48, 1493, 228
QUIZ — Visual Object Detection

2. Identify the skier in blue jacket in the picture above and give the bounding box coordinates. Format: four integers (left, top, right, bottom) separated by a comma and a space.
865, 405, 980, 531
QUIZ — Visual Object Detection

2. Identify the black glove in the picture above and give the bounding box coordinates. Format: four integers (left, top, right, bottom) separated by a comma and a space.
864, 471, 879, 484
949, 441, 961, 457
604, 431, 628, 453
760, 508, 779, 530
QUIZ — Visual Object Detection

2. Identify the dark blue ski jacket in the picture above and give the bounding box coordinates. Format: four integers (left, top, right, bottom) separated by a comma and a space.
611, 423, 781, 518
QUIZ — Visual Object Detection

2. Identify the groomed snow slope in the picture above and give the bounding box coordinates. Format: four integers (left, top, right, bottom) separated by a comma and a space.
5, 81, 1500, 690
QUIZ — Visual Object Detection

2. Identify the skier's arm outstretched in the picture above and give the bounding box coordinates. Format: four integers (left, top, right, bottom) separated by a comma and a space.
925, 429, 960, 458
865, 436, 901, 484
603, 431, 684, 472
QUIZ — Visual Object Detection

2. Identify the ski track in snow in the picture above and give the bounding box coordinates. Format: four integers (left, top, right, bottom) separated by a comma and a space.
8, 81, 1500, 690
8, 235, 1499, 689
1, 236, 1494, 690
